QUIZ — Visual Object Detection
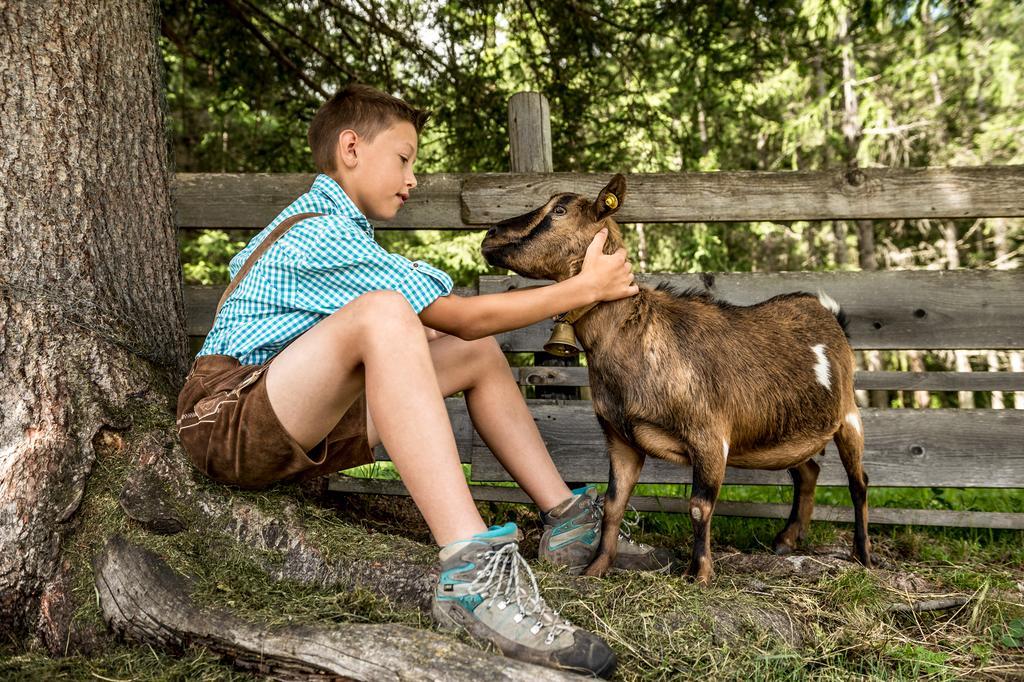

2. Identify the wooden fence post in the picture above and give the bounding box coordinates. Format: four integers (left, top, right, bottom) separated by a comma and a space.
508, 92, 553, 174
507, 92, 580, 402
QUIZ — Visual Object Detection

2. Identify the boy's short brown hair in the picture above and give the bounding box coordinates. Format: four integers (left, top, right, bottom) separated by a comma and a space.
308, 84, 430, 172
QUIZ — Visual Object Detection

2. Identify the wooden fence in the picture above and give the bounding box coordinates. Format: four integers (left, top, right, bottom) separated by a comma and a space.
176, 92, 1024, 530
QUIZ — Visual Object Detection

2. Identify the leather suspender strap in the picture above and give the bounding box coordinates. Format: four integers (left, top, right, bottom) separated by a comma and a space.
215, 212, 323, 316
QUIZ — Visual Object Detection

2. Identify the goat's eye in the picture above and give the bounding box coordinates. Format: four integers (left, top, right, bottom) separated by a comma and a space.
553, 205, 567, 216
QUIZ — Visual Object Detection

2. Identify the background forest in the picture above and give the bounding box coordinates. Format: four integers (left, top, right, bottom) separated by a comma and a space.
167, 0, 1023, 410
166, 0, 1021, 271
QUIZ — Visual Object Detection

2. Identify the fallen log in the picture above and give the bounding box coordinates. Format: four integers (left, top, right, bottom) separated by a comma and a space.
93, 535, 582, 681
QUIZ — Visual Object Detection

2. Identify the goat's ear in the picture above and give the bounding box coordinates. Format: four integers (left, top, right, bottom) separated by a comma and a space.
592, 174, 627, 220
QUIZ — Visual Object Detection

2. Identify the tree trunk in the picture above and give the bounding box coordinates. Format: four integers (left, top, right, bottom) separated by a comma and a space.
907, 350, 931, 409
0, 0, 188, 644
1011, 351, 1024, 410
987, 351, 1004, 410
837, 10, 887, 408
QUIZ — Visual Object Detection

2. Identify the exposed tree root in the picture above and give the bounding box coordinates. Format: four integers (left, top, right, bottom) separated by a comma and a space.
94, 536, 582, 681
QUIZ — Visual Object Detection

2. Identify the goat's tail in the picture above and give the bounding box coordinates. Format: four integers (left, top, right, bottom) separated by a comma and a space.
817, 290, 850, 338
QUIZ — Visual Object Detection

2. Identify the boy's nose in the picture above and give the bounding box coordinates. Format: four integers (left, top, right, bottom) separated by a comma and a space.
407, 172, 417, 189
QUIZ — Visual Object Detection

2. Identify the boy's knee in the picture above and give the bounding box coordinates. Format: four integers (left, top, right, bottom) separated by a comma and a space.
476, 335, 505, 360
331, 290, 422, 338
469, 335, 507, 371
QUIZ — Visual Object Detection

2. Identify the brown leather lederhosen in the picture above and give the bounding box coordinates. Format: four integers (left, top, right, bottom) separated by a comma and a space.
175, 212, 374, 489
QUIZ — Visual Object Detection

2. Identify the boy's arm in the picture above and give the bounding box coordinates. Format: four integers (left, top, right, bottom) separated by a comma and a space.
419, 229, 637, 340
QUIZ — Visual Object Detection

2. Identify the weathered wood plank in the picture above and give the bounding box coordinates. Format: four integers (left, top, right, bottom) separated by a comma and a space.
186, 271, 1024, 350
855, 371, 1024, 391
327, 478, 1024, 530
518, 367, 1024, 391
463, 403, 1024, 488
173, 167, 1024, 230
184, 284, 221, 336
461, 167, 1024, 223
174, 173, 472, 229
508, 93, 553, 174
481, 271, 1024, 351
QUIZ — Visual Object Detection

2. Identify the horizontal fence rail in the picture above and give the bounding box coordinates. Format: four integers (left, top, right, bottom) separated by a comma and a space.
365, 400, 1024, 489
482, 272, 1024, 351
515, 367, 1024, 392
174, 166, 1024, 229
175, 173, 467, 229
462, 168, 1024, 223
185, 270, 1024, 352
328, 478, 1024, 530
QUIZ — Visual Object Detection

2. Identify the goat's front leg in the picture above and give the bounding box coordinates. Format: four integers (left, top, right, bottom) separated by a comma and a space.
583, 433, 645, 577
685, 444, 725, 586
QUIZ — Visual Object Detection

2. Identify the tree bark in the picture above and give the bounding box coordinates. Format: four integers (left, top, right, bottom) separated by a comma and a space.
95, 536, 578, 681
0, 0, 188, 643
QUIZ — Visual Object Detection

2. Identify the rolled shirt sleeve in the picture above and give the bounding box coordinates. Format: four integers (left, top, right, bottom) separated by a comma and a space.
271, 216, 454, 315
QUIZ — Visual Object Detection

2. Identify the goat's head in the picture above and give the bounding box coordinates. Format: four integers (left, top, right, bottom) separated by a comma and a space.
481, 174, 627, 281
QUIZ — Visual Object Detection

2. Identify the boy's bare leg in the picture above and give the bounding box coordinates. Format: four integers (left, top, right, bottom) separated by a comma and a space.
264, 291, 486, 545
367, 333, 573, 512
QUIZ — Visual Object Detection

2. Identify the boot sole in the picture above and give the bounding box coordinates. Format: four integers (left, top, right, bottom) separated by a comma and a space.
431, 598, 616, 678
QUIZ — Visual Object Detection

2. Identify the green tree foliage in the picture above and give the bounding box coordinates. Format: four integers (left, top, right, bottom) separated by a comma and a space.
164, 0, 1021, 284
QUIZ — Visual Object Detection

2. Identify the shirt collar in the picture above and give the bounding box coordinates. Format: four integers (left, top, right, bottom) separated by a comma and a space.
310, 173, 373, 231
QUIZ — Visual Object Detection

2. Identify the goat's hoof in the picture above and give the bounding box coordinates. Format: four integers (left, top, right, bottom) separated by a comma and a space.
683, 567, 713, 587
689, 573, 712, 588
855, 552, 874, 568
772, 542, 795, 556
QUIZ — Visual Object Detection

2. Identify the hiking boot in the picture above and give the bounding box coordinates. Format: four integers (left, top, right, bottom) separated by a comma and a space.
432, 523, 617, 678
540, 485, 674, 574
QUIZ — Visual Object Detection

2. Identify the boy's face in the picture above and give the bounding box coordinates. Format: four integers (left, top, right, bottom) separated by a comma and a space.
338, 120, 419, 222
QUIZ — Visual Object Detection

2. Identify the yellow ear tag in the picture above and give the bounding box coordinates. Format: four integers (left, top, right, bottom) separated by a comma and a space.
604, 193, 619, 210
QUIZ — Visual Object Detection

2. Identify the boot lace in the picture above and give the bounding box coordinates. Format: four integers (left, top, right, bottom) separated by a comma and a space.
465, 543, 574, 645
591, 493, 648, 547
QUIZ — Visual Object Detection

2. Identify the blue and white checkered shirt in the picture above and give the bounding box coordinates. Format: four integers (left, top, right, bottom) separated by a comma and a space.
197, 174, 454, 365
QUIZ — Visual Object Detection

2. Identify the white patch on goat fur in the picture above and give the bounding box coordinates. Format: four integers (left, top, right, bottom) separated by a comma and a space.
817, 290, 841, 316
846, 412, 862, 435
811, 344, 831, 389
691, 506, 703, 522
722, 438, 729, 464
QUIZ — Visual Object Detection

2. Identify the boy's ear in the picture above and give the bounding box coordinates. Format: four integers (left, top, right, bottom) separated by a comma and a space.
592, 173, 627, 220
337, 129, 359, 168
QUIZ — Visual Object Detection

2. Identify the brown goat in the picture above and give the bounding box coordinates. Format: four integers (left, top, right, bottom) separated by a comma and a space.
481, 175, 871, 584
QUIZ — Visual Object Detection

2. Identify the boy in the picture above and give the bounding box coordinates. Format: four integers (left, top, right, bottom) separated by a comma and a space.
177, 84, 667, 677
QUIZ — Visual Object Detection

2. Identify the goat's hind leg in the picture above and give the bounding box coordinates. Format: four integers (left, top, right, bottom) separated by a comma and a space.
685, 444, 725, 586
583, 432, 646, 577
835, 413, 872, 567
772, 456, 821, 555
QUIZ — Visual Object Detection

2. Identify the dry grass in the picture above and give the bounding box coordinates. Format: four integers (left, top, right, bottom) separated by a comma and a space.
2, 441, 1022, 681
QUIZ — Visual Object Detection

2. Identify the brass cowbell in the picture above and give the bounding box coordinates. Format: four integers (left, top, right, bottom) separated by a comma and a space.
544, 320, 582, 357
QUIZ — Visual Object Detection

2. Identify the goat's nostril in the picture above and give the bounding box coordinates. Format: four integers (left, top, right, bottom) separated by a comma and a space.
486, 226, 497, 238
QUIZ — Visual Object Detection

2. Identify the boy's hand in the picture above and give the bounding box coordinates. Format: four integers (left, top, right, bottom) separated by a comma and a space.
578, 228, 639, 302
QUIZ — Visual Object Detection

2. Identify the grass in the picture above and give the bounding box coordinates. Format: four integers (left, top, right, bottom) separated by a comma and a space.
2, 420, 1022, 681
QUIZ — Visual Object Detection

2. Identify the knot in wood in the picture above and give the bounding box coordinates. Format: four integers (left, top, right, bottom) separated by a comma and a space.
845, 169, 867, 187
